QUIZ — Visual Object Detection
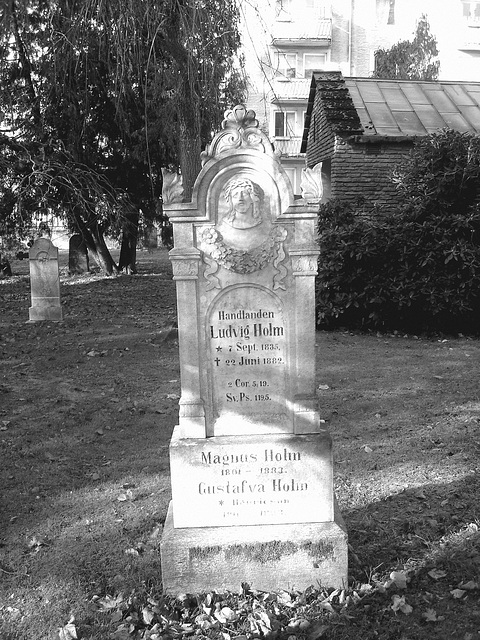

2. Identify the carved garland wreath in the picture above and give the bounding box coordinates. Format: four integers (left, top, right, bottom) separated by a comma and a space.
201, 226, 286, 274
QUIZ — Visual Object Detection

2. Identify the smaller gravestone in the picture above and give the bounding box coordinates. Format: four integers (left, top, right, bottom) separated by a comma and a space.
29, 238, 63, 321
68, 234, 89, 275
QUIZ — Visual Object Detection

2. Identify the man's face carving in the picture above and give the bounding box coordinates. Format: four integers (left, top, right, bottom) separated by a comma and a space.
231, 185, 253, 215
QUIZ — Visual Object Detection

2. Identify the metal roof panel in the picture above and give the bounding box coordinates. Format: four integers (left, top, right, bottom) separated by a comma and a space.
443, 84, 477, 106
364, 102, 398, 128
381, 87, 412, 111
413, 103, 447, 130
390, 111, 426, 135
466, 90, 480, 107
457, 105, 480, 130
423, 88, 457, 113
356, 81, 384, 103
441, 112, 471, 132
400, 84, 431, 105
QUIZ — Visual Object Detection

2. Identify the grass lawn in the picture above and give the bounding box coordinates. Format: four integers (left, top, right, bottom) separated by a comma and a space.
1, 248, 480, 640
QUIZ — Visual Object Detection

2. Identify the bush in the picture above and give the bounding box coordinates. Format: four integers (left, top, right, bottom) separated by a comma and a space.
316, 130, 480, 334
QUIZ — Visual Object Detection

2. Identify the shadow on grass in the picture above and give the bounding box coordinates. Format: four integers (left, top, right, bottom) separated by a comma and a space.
345, 473, 480, 584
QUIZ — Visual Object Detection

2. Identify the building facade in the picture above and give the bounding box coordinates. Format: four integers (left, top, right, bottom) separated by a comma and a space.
241, 0, 480, 195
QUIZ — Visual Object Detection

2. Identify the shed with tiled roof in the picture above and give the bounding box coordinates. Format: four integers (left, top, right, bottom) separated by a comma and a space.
300, 72, 480, 211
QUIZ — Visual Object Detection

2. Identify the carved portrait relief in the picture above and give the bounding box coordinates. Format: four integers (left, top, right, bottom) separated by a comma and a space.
223, 178, 263, 230
200, 174, 288, 289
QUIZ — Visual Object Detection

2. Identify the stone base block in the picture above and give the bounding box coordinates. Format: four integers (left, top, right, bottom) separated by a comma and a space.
29, 304, 63, 322
160, 501, 348, 593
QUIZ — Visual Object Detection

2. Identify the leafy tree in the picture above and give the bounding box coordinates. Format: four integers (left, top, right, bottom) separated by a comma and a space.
0, 0, 245, 274
373, 15, 440, 81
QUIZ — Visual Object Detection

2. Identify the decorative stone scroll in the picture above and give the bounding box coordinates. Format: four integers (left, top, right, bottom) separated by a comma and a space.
300, 162, 323, 202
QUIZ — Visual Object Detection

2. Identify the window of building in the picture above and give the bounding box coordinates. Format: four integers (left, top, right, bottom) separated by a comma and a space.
275, 52, 297, 78
274, 111, 296, 138
304, 53, 327, 76
463, 1, 480, 25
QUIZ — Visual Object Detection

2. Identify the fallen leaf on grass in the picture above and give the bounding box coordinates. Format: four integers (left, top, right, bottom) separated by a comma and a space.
428, 568, 447, 580
142, 607, 155, 625
117, 490, 134, 502
215, 606, 239, 623
58, 617, 77, 640
166, 393, 180, 400
391, 595, 412, 614
422, 608, 438, 622
97, 593, 124, 611
195, 613, 217, 630
363, 445, 372, 453
450, 588, 466, 599
389, 570, 408, 589
27, 535, 48, 552
458, 580, 479, 590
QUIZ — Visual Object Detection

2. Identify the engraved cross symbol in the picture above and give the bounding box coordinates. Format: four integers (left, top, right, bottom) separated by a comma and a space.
214, 357, 221, 366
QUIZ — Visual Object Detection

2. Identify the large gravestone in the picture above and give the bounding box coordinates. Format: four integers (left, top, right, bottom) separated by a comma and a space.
29, 238, 63, 322
160, 106, 347, 592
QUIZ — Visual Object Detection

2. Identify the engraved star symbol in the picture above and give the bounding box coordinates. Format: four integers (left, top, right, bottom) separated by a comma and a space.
219, 500, 224, 506
216, 346, 222, 352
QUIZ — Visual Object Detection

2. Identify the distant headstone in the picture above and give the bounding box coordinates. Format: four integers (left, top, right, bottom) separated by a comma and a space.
144, 226, 158, 250
28, 238, 63, 321
68, 234, 89, 275
160, 105, 347, 593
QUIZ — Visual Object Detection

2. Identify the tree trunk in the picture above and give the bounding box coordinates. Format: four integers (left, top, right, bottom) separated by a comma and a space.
119, 210, 139, 274
71, 209, 118, 275
90, 223, 118, 275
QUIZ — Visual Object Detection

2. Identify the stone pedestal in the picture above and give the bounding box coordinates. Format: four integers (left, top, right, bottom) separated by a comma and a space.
29, 238, 63, 322
160, 105, 347, 592
161, 502, 347, 593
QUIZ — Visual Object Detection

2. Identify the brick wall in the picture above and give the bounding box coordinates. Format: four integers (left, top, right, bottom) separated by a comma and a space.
331, 136, 413, 213
306, 99, 335, 165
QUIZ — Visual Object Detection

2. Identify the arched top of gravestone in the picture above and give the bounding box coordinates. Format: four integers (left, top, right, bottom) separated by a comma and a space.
166, 106, 295, 222
29, 237, 58, 261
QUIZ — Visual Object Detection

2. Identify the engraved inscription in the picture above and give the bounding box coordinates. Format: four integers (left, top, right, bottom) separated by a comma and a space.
208, 288, 289, 434
170, 435, 333, 527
